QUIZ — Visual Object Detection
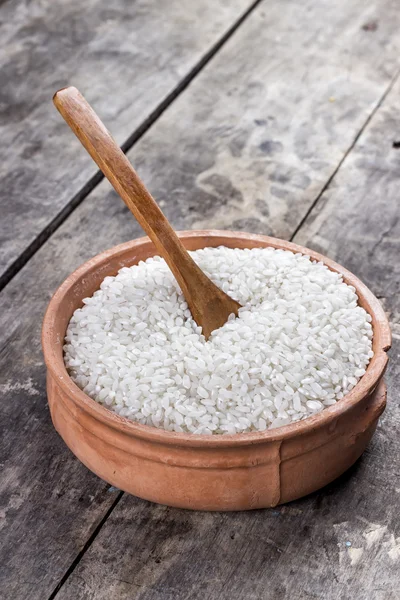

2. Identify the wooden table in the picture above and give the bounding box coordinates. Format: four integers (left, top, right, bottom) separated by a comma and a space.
1, 1, 399, 598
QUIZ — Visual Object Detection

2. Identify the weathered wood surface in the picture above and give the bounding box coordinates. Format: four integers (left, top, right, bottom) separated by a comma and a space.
1, 0, 400, 598
31, 0, 400, 264
55, 66, 400, 600
0, 0, 252, 288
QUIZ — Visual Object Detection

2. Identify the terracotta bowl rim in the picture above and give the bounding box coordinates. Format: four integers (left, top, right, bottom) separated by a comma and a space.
42, 230, 391, 448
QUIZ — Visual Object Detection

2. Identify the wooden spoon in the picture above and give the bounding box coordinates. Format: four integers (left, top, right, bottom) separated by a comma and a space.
53, 86, 241, 339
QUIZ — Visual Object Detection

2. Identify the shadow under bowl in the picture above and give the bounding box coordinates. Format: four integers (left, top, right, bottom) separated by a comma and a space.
42, 231, 391, 510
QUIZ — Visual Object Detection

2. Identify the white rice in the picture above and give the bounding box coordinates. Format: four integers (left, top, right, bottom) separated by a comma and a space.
64, 246, 374, 434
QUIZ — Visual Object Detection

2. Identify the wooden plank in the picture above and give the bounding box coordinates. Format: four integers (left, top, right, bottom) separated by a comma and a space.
54, 58, 400, 600
1, 0, 400, 598
0, 0, 252, 287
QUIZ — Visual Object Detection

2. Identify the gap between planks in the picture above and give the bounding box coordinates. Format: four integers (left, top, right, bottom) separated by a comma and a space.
0, 0, 264, 296
290, 67, 400, 242
47, 491, 124, 600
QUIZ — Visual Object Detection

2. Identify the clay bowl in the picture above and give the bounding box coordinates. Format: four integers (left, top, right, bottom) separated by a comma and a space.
42, 231, 391, 511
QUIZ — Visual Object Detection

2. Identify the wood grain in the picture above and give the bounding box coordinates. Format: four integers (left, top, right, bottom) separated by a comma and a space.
54, 55, 400, 600
0, 0, 252, 286
53, 87, 240, 337
1, 0, 400, 598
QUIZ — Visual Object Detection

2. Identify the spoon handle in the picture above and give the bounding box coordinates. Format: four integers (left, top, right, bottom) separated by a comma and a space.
53, 87, 240, 338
